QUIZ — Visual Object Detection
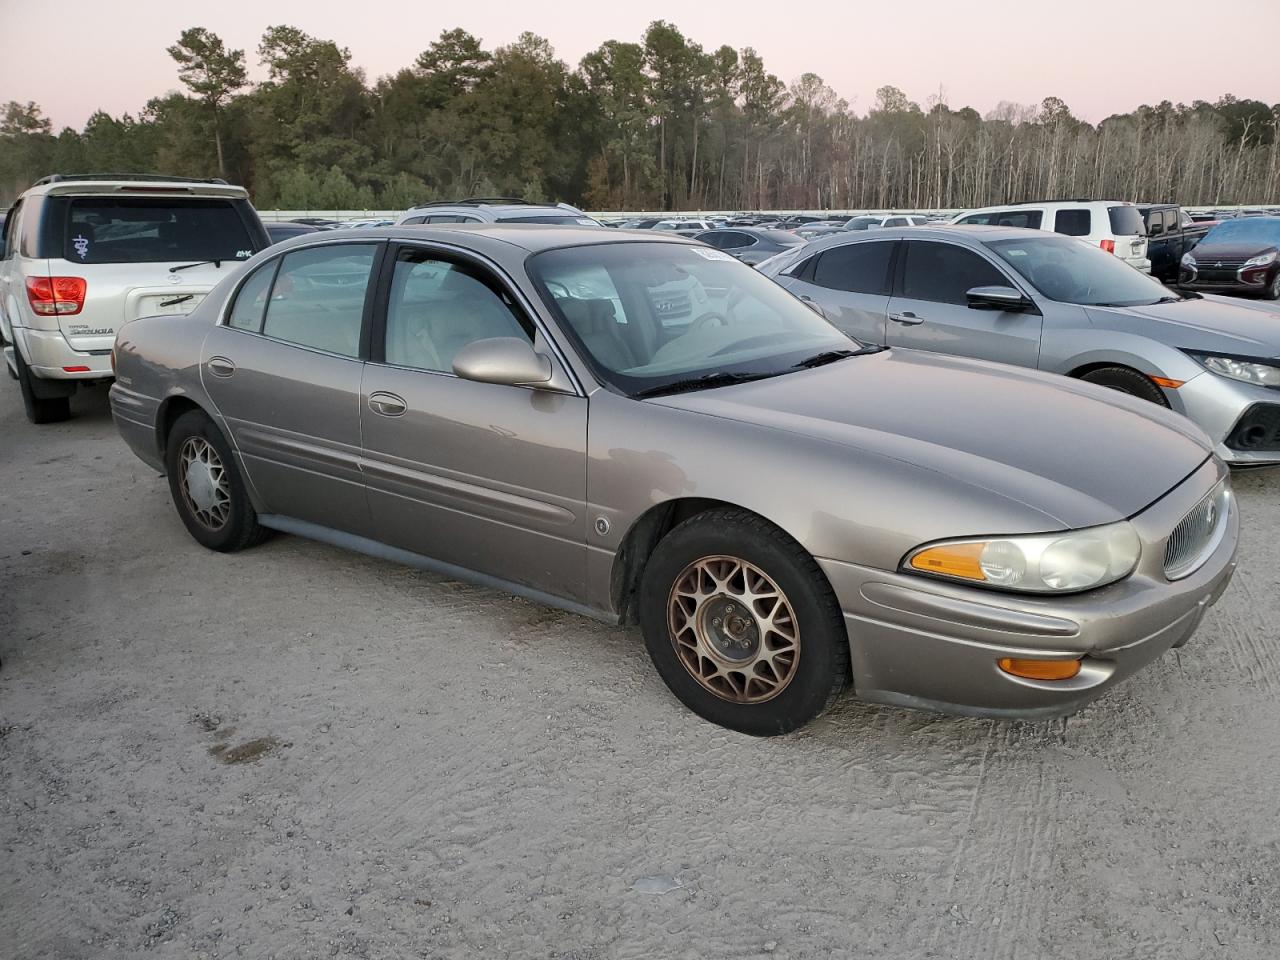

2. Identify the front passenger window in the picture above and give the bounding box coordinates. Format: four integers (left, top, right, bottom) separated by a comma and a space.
383, 251, 533, 373
262, 244, 376, 357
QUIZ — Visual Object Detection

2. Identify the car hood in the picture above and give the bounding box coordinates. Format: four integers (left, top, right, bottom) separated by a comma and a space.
650, 349, 1211, 530
1088, 296, 1280, 358
1191, 240, 1277, 261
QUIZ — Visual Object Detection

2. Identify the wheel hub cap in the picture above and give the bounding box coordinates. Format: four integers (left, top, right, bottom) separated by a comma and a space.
178, 436, 231, 531
667, 555, 800, 704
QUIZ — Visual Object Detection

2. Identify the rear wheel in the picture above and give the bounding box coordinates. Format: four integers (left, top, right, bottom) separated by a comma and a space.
165, 409, 267, 552
1079, 366, 1169, 407
13, 345, 71, 424
639, 508, 850, 736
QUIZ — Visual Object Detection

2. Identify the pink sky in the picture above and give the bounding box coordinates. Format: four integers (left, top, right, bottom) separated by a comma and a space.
2, 0, 1277, 130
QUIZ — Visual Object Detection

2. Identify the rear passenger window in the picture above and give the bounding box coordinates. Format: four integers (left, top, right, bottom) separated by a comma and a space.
957, 213, 996, 226
992, 210, 1043, 229
228, 261, 277, 331
383, 250, 532, 374
901, 242, 1007, 305
261, 244, 376, 357
1054, 209, 1091, 236
812, 242, 894, 295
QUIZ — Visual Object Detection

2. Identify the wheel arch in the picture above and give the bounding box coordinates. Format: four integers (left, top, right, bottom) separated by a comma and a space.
609, 497, 842, 630
155, 394, 211, 462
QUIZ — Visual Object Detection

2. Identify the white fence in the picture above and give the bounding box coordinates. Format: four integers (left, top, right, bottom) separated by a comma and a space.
259, 204, 1270, 223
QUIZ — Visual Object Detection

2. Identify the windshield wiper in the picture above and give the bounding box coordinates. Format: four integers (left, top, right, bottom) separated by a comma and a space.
170, 259, 223, 273
793, 345, 884, 368
634, 371, 775, 399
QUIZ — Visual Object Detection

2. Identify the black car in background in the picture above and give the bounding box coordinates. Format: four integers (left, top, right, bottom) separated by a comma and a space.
693, 227, 806, 265
265, 221, 322, 245
1180, 216, 1280, 299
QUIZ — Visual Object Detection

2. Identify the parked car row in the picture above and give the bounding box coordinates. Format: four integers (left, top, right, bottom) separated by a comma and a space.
1, 173, 1268, 737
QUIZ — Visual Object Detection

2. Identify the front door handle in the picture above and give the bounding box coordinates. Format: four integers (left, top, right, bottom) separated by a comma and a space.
368, 391, 407, 417
888, 312, 924, 326
207, 356, 236, 377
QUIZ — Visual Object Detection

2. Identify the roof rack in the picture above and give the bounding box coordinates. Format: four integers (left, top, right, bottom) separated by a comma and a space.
1009, 198, 1109, 206
34, 173, 230, 186
410, 197, 537, 210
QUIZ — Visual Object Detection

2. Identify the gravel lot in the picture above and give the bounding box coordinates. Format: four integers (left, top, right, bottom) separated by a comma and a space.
3, 381, 1280, 959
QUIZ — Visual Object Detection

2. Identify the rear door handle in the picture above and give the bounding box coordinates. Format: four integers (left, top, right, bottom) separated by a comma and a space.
206, 356, 236, 377
888, 312, 924, 326
368, 391, 407, 417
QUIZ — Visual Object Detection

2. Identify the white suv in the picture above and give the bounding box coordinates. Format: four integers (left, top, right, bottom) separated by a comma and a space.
1, 174, 269, 422
951, 200, 1151, 272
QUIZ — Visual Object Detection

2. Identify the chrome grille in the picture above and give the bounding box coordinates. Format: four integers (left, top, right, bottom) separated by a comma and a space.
1164, 481, 1230, 580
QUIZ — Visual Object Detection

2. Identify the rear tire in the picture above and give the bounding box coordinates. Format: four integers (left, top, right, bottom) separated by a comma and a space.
14, 345, 71, 424
165, 409, 267, 552
638, 508, 850, 736
1079, 365, 1169, 407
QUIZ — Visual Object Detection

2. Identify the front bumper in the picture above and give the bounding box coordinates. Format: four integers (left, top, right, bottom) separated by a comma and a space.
818, 458, 1238, 718
14, 327, 112, 379
1176, 372, 1280, 466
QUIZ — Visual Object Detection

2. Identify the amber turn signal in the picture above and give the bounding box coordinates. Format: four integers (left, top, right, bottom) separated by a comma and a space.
997, 657, 1082, 681
908, 542, 986, 581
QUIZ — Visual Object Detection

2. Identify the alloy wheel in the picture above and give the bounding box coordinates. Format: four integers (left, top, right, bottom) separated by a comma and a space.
666, 555, 800, 703
178, 436, 231, 531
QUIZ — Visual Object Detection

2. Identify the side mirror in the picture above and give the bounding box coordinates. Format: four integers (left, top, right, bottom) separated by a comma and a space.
452, 337, 553, 386
799, 296, 825, 318
966, 285, 1033, 312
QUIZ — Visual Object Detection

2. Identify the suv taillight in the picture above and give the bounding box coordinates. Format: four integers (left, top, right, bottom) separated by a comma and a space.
26, 276, 87, 315
1099, 239, 1116, 255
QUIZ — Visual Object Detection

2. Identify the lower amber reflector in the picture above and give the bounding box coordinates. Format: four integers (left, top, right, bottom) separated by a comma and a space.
998, 657, 1081, 681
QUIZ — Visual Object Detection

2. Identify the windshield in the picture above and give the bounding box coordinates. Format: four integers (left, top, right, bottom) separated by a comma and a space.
986, 235, 1173, 307
528, 241, 856, 396
63, 197, 256, 265
1202, 217, 1280, 245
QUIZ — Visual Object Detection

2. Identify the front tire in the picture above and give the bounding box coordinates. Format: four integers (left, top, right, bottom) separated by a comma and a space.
1079, 366, 1169, 407
165, 409, 267, 552
14, 345, 71, 424
639, 508, 850, 736
1264, 271, 1280, 301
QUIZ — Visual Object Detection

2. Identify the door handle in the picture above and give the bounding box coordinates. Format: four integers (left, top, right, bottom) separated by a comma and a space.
206, 356, 236, 377
888, 312, 924, 326
368, 391, 407, 417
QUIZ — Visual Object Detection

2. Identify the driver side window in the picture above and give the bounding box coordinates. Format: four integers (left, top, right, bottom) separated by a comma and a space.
901, 242, 1008, 305
383, 250, 533, 374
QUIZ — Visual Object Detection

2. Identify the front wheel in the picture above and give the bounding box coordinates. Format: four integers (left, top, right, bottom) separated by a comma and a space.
639, 509, 850, 735
1079, 366, 1169, 407
164, 409, 267, 552
1264, 271, 1280, 301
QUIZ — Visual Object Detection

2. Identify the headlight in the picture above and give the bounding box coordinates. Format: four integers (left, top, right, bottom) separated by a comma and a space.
1180, 252, 1197, 267
1242, 251, 1277, 269
904, 521, 1141, 594
1188, 352, 1280, 387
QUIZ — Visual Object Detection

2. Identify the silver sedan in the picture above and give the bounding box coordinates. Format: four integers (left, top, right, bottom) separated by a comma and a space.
110, 225, 1237, 734
760, 224, 1280, 466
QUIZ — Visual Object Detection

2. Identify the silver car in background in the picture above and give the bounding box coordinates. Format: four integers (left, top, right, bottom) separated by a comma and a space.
762, 225, 1280, 466
111, 226, 1236, 734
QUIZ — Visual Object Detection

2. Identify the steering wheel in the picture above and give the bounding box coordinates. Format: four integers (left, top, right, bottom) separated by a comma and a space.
689, 311, 731, 333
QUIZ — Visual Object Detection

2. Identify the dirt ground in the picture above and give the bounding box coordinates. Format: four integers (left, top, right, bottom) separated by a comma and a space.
2, 382, 1280, 960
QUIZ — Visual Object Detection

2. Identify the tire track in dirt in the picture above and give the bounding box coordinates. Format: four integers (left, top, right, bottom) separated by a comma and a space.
929, 719, 1067, 958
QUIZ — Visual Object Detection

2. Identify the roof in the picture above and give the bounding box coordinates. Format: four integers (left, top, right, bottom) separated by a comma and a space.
22, 176, 249, 200
794, 223, 1044, 252
280, 222, 698, 255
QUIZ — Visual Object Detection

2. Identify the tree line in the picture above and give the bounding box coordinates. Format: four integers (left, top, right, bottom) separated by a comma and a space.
2, 22, 1278, 211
